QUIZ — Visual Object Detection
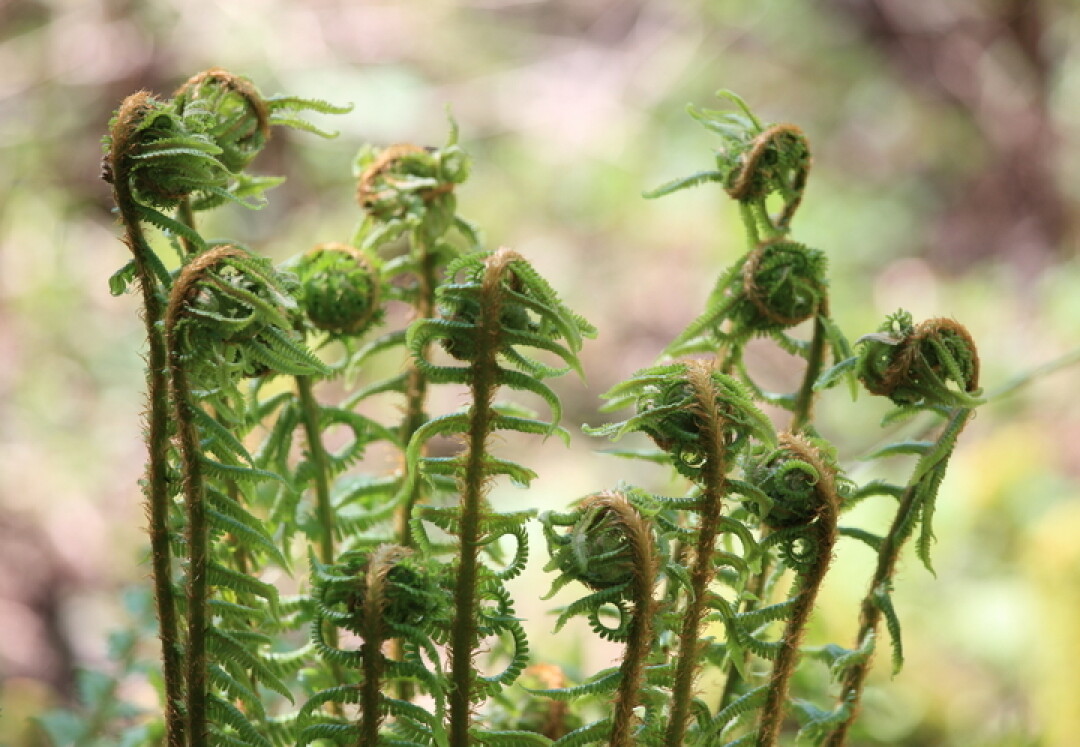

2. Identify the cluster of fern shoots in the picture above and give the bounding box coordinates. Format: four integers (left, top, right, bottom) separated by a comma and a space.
104, 70, 982, 746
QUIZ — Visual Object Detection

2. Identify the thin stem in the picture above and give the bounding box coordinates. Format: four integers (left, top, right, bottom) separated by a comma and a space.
393, 232, 439, 703
176, 198, 198, 256
296, 376, 335, 564
824, 408, 971, 746
164, 246, 245, 747
397, 232, 438, 548
791, 311, 828, 433
165, 314, 209, 747
448, 251, 509, 747
665, 364, 729, 746
112, 179, 185, 745
717, 534, 773, 711
296, 375, 347, 699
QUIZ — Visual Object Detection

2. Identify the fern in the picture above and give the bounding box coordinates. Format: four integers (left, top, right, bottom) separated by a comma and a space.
105, 73, 989, 747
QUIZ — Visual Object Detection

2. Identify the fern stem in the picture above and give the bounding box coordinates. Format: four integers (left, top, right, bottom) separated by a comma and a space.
176, 197, 198, 256
392, 231, 439, 704
665, 364, 730, 746
166, 307, 210, 747
756, 439, 839, 746
109, 115, 185, 744
360, 544, 405, 745
824, 407, 971, 746
295, 374, 348, 702
397, 231, 438, 548
717, 534, 773, 712
449, 250, 510, 747
165, 247, 246, 747
296, 376, 335, 565
791, 312, 828, 433
601, 494, 658, 747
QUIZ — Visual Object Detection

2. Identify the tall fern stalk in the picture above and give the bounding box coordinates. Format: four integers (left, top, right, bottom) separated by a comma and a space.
165, 247, 247, 747
665, 363, 735, 746
105, 92, 186, 747
756, 436, 840, 746
448, 248, 514, 745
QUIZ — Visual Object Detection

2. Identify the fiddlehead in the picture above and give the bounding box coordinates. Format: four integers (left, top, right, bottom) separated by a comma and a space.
300, 545, 451, 745
589, 361, 776, 745
103, 90, 189, 745
541, 491, 661, 747
745, 435, 840, 746
166, 245, 328, 745
405, 247, 593, 744
296, 242, 383, 339
821, 313, 982, 746
857, 310, 981, 408
645, 90, 810, 241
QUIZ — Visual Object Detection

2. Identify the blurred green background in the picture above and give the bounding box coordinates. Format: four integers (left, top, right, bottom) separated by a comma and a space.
1, 0, 1078, 744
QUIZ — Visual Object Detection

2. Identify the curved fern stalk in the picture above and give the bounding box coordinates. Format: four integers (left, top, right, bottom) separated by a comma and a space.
166, 245, 327, 745
749, 435, 840, 746
403, 247, 593, 745
821, 312, 982, 746
665, 363, 770, 746
105, 91, 185, 746
348, 130, 478, 555
540, 491, 661, 746
165, 248, 243, 747
587, 361, 775, 744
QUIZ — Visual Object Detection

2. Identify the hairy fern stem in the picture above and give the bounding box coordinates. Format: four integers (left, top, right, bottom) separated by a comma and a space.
602, 494, 658, 747
165, 249, 246, 747
449, 249, 511, 746
108, 99, 186, 747
756, 436, 839, 746
665, 363, 730, 745
825, 406, 973, 746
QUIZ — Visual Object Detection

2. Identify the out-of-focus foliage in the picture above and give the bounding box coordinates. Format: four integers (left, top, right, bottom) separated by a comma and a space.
0, 1, 1078, 745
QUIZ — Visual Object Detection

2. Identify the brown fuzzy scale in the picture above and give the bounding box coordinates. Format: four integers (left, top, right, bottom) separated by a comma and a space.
173, 67, 270, 145
867, 318, 980, 401
725, 124, 811, 230
360, 544, 412, 746
665, 361, 731, 747
579, 492, 658, 747
356, 143, 456, 211
756, 434, 839, 747
449, 247, 520, 746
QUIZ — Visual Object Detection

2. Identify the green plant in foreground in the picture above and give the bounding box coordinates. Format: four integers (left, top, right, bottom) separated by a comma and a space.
88, 72, 991, 745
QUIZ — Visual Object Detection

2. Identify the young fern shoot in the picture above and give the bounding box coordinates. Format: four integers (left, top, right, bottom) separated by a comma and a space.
405, 248, 594, 744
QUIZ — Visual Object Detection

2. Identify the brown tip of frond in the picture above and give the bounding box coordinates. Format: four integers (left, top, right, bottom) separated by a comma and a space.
108, 91, 156, 177
174, 67, 270, 141
164, 244, 247, 332
356, 143, 429, 207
